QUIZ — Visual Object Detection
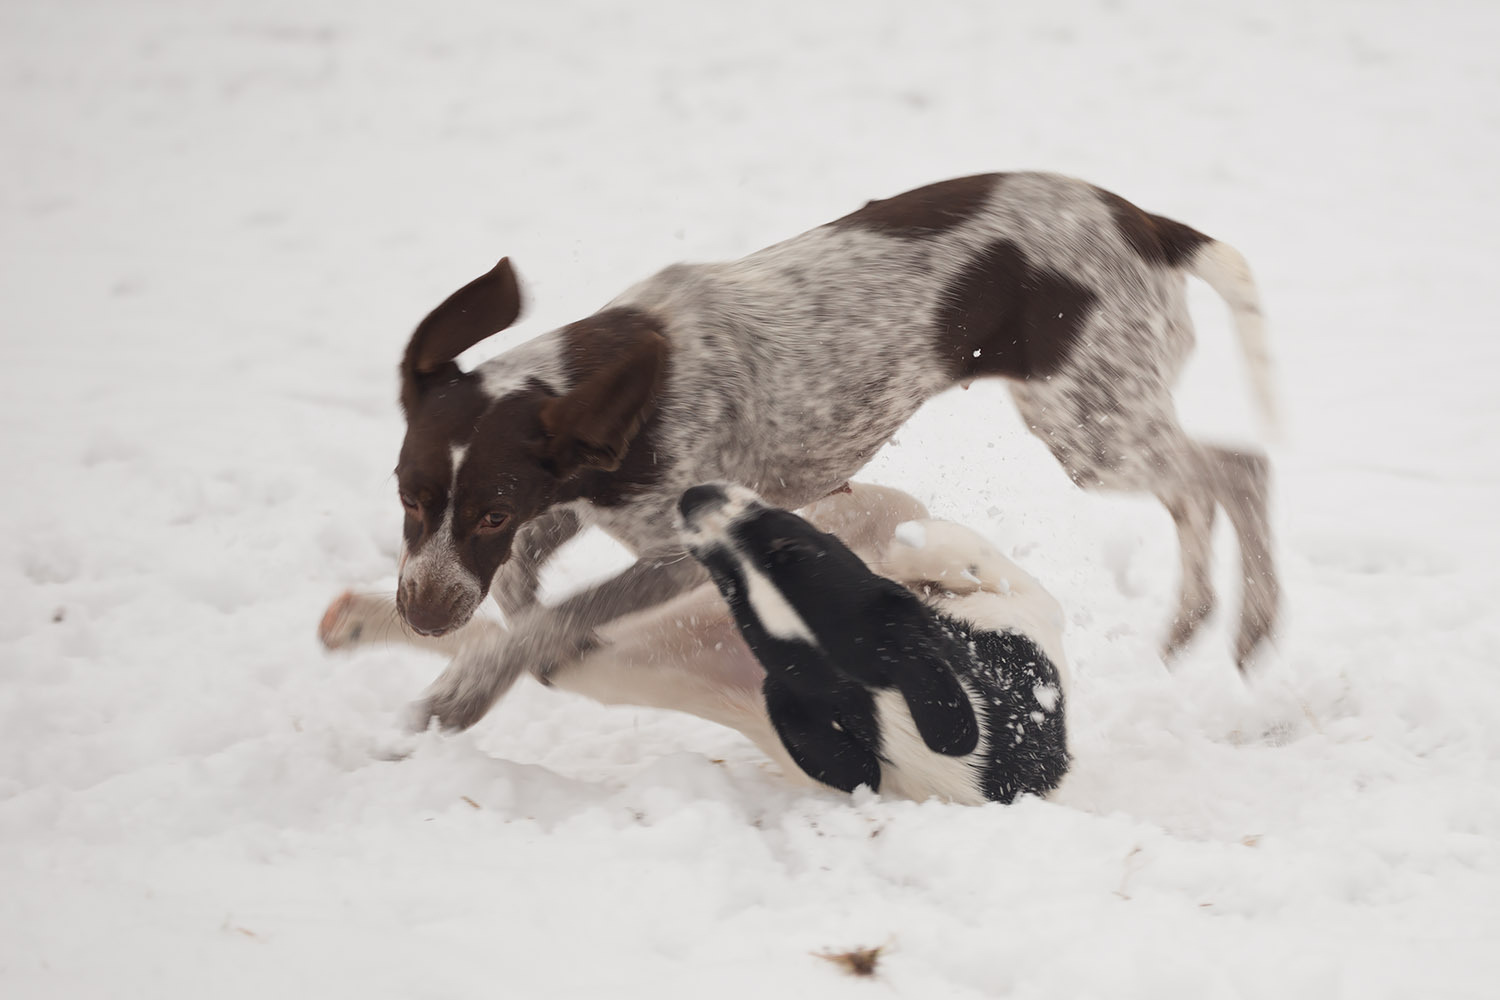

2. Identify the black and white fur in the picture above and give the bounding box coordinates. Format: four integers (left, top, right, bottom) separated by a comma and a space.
336, 171, 1274, 733
678, 483, 1070, 805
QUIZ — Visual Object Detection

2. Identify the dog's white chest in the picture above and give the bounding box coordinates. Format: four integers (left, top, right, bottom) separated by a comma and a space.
870, 688, 988, 806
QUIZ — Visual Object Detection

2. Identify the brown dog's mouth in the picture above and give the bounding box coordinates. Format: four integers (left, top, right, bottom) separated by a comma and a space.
406, 621, 455, 638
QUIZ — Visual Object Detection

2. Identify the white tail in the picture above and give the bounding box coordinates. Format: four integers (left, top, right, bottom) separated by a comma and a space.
1189, 240, 1279, 439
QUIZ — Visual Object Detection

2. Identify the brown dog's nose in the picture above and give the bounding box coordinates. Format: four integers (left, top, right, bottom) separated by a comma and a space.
399, 578, 463, 636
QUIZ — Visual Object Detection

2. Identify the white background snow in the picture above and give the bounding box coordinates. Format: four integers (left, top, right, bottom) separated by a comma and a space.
3, 0, 1499, 996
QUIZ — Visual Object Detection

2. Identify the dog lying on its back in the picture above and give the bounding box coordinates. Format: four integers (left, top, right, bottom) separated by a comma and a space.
679, 483, 1070, 805
321, 482, 1071, 803
322, 483, 931, 784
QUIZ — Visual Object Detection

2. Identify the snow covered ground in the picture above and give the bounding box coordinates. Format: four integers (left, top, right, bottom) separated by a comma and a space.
3, 0, 1499, 995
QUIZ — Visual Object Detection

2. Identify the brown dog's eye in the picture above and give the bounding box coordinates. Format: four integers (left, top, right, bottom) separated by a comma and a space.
478, 511, 512, 532
399, 491, 419, 513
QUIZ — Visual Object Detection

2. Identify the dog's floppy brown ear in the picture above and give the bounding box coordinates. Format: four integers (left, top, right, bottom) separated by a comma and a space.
401, 258, 522, 392
537, 314, 670, 478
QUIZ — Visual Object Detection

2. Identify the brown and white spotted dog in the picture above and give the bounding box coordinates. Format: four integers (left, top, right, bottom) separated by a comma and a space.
332, 172, 1276, 732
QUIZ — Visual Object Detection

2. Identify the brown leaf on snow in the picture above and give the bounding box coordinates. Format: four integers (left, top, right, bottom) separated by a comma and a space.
814, 942, 890, 978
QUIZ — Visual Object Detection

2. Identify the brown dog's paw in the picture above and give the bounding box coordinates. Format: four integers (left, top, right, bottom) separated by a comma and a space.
405, 631, 537, 732
403, 687, 492, 734
399, 696, 441, 734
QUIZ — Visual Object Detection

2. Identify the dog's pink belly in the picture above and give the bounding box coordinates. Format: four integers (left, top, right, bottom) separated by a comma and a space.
693, 625, 766, 696
638, 610, 767, 697
591, 584, 767, 697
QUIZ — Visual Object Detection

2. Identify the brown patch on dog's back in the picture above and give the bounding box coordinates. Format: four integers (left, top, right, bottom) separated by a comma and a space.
831, 174, 1002, 238
1095, 188, 1211, 268
936, 239, 1097, 382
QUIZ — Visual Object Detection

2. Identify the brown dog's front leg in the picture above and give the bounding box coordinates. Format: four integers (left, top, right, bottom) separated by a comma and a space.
489, 506, 584, 622
409, 552, 708, 732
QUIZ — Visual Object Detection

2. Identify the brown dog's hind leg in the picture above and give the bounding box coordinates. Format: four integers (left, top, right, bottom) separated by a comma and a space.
1157, 486, 1219, 661
1196, 446, 1278, 670
1142, 444, 1279, 671
1014, 377, 1277, 670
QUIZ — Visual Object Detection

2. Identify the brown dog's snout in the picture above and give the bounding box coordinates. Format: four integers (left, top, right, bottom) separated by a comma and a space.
398, 577, 471, 636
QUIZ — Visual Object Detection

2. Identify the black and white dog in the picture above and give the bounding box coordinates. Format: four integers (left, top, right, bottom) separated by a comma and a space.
678, 483, 1070, 805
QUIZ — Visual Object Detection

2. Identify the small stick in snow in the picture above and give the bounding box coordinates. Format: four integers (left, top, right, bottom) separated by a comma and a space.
814, 941, 890, 978
1113, 844, 1145, 900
